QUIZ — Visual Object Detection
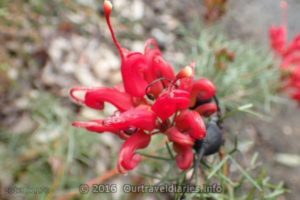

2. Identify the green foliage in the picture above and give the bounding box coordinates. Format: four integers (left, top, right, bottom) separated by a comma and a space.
177, 27, 280, 113
136, 133, 286, 200
0, 93, 105, 199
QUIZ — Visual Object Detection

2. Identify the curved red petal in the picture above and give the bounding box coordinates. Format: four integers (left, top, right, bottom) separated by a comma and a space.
166, 127, 194, 147
146, 52, 175, 81
195, 103, 218, 117
118, 131, 151, 173
84, 88, 133, 111
72, 120, 118, 133
175, 110, 206, 140
121, 52, 149, 97
70, 87, 96, 105
152, 93, 176, 121
152, 89, 190, 121
173, 143, 194, 170
143, 39, 175, 97
72, 105, 157, 134
104, 105, 157, 131
190, 78, 216, 107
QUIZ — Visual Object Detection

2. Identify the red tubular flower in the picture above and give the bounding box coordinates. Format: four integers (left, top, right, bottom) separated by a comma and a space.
144, 39, 175, 97
120, 53, 150, 97
175, 110, 206, 140
189, 78, 216, 107
104, 105, 157, 131
269, 1, 300, 104
70, 87, 133, 111
195, 102, 218, 117
144, 39, 175, 80
173, 143, 194, 170
104, 1, 148, 97
269, 1, 288, 56
166, 127, 195, 147
152, 89, 190, 121
70, 0, 219, 173
72, 105, 156, 134
118, 131, 151, 173
269, 26, 287, 55
280, 36, 300, 70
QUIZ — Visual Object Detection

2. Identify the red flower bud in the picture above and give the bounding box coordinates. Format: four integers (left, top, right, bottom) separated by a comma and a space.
166, 127, 195, 147
152, 89, 190, 121
195, 102, 218, 117
190, 78, 216, 107
118, 131, 151, 173
173, 143, 194, 170
176, 65, 193, 80
103, 0, 113, 16
175, 110, 206, 140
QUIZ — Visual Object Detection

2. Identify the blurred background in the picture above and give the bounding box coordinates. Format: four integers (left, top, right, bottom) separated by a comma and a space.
0, 0, 300, 199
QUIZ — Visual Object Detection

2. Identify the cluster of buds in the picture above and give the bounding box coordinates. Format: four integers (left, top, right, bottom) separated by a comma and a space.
269, 1, 300, 103
70, 0, 219, 173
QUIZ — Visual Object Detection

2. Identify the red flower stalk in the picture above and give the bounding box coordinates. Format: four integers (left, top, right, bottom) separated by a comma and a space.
269, 1, 300, 104
70, 0, 218, 173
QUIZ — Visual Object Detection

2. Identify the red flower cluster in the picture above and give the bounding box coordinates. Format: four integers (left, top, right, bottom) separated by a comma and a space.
269, 1, 300, 103
70, 0, 218, 173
